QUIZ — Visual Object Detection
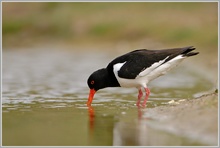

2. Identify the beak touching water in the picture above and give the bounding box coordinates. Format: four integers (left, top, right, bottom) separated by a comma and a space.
87, 89, 96, 106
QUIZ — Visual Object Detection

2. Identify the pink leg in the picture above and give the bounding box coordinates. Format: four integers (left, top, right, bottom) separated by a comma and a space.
136, 88, 143, 107
142, 88, 150, 107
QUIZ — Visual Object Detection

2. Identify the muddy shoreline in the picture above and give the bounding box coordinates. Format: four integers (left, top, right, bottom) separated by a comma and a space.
142, 92, 218, 146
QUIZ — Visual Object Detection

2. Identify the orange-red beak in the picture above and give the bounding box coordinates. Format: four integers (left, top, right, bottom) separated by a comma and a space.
87, 89, 96, 106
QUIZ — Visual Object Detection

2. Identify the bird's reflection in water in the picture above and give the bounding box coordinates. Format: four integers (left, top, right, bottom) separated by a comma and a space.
87, 104, 146, 146
86, 104, 184, 146
87, 105, 145, 132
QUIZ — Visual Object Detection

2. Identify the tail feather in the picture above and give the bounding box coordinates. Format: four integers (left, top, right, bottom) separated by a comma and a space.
184, 52, 199, 57
182, 46, 199, 57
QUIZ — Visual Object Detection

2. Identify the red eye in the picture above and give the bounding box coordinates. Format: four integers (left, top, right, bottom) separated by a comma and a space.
91, 80, 94, 85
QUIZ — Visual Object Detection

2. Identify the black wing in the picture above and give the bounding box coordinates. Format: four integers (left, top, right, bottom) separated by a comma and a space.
107, 46, 198, 79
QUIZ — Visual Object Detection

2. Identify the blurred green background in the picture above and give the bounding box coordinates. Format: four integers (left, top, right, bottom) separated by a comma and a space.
2, 2, 218, 51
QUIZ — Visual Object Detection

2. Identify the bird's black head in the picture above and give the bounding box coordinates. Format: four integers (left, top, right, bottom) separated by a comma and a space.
87, 68, 109, 106
87, 68, 108, 91
87, 68, 120, 106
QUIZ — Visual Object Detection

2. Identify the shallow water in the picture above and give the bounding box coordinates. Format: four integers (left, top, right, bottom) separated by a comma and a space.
2, 49, 213, 146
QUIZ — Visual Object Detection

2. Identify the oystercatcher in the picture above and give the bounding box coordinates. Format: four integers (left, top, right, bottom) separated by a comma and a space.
87, 46, 199, 107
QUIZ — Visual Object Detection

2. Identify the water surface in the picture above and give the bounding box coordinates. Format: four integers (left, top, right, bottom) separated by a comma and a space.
2, 49, 213, 146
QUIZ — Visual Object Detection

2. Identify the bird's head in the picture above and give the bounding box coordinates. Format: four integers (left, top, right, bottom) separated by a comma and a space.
87, 68, 108, 106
